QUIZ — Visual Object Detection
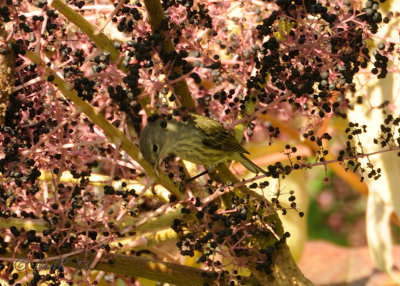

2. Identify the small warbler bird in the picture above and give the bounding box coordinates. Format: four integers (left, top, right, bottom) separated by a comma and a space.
139, 114, 267, 176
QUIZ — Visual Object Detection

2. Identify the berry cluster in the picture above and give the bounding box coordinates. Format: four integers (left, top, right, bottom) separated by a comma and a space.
174, 194, 293, 284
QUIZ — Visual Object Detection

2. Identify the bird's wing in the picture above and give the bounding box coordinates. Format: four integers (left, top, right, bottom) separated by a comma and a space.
192, 115, 249, 154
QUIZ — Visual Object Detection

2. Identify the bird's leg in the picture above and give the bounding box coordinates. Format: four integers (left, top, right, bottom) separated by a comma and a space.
184, 169, 209, 183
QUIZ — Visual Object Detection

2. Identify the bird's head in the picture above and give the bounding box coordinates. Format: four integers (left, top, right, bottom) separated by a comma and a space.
139, 120, 167, 176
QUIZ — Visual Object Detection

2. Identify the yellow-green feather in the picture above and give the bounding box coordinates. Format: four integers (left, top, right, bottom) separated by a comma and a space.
190, 114, 249, 154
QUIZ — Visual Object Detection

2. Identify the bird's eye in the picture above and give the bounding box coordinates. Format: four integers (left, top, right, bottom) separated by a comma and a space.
152, 144, 158, 152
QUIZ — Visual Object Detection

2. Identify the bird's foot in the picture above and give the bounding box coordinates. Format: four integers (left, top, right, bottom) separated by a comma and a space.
184, 169, 209, 183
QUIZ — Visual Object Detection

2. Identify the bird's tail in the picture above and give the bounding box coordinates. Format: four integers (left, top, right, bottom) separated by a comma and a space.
238, 154, 267, 175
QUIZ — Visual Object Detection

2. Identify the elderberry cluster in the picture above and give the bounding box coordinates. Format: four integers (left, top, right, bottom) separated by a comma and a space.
171, 188, 302, 283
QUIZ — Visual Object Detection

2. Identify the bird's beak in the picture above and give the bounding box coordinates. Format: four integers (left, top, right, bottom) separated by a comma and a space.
152, 162, 159, 177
